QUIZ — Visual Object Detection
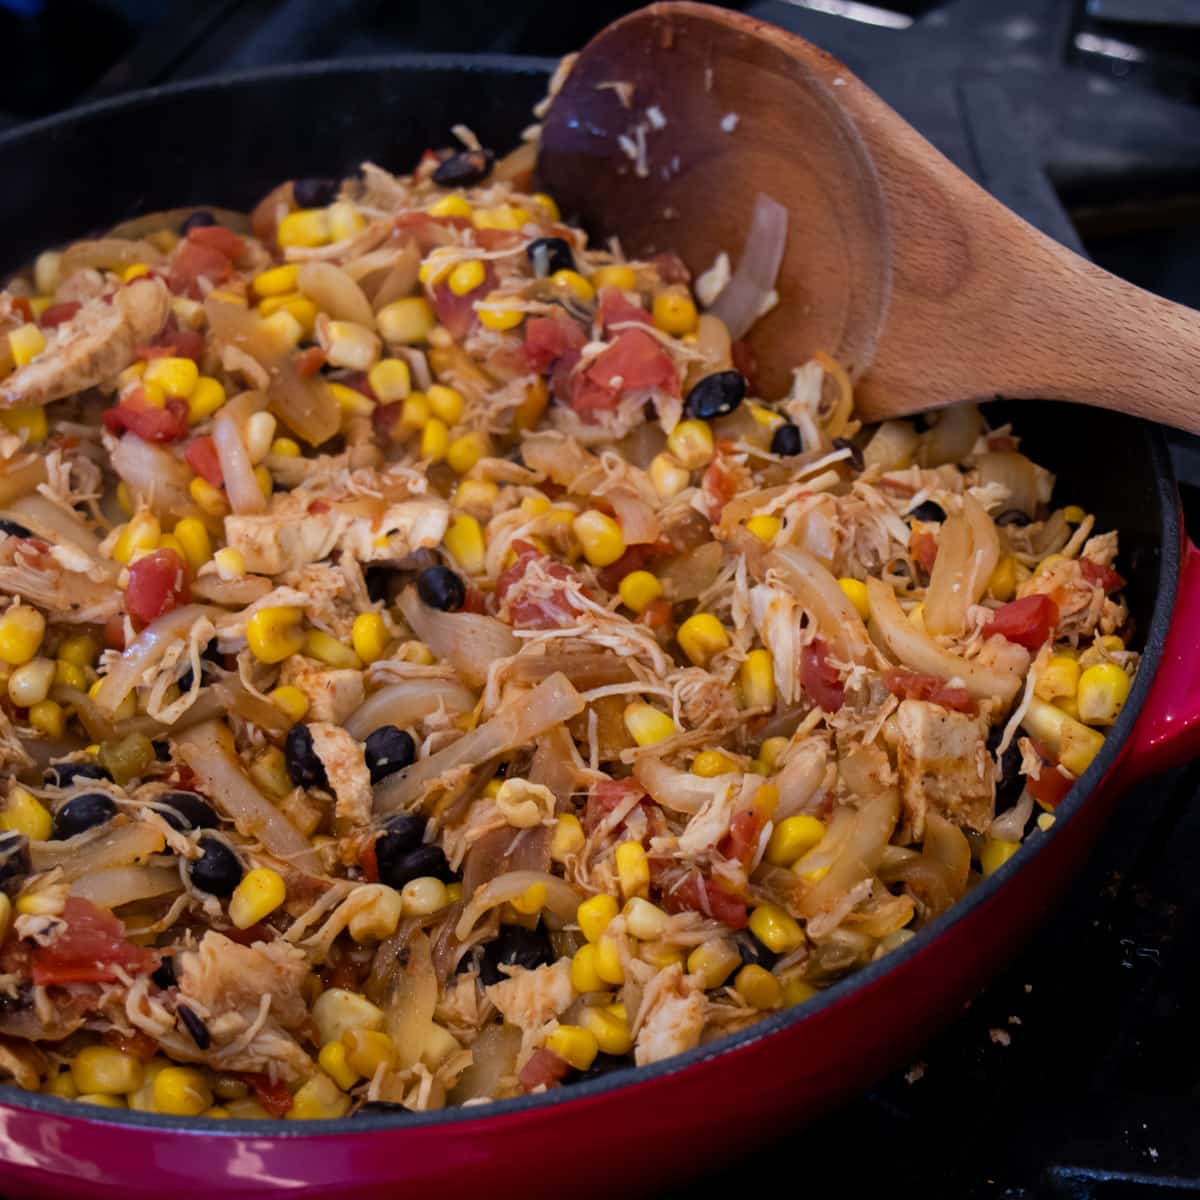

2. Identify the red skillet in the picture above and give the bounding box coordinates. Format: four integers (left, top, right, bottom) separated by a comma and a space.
0, 29, 1199, 1200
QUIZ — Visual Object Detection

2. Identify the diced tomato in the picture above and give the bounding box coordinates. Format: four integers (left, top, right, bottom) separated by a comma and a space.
583, 778, 648, 834
168, 239, 233, 299
984, 594, 1060, 650
1025, 742, 1074, 810
719, 809, 765, 869
295, 345, 326, 378
596, 543, 660, 593
883, 668, 975, 714
360, 840, 379, 884
495, 540, 578, 629
801, 638, 844, 712
104, 1028, 160, 1062
104, 613, 126, 651
639, 596, 674, 631
308, 499, 331, 515
186, 224, 246, 261
701, 455, 738, 522
462, 586, 486, 615
125, 548, 190, 625
731, 339, 758, 390
597, 286, 651, 332
240, 1073, 294, 1117
651, 251, 690, 284
31, 897, 154, 985
911, 529, 938, 572
137, 328, 206, 363
1080, 558, 1124, 592
11, 297, 33, 322
519, 1049, 571, 1091
372, 401, 404, 440
184, 436, 224, 487
431, 267, 494, 341
663, 870, 748, 929
475, 228, 523, 251
571, 329, 680, 420
523, 315, 585, 372
103, 393, 189, 443
39, 300, 80, 328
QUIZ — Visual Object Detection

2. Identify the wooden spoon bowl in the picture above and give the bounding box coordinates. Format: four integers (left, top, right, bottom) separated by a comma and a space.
539, 2, 1200, 431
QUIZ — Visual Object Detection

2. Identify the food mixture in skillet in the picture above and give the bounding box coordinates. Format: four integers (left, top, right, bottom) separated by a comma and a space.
0, 119, 1137, 1119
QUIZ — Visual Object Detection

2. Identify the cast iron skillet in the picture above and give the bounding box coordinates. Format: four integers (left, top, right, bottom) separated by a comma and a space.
0, 55, 1190, 1200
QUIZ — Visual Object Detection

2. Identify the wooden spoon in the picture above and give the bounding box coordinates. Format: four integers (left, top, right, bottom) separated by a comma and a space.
538, 1, 1200, 431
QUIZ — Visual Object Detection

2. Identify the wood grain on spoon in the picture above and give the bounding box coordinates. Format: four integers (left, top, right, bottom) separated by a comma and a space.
539, 1, 1200, 431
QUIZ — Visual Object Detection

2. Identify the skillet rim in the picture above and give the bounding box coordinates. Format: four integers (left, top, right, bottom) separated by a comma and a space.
0, 52, 1180, 1139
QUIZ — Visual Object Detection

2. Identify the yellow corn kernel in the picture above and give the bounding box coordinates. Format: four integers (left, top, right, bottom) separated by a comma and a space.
213, 547, 245, 581
189, 479, 228, 524
746, 514, 782, 543
28, 699, 64, 738
1036, 654, 1081, 704
248, 747, 293, 800
783, 976, 818, 1006
347, 885, 404, 942
78, 1094, 127, 1109
287, 1072, 351, 1120
122, 263, 150, 283
545, 1025, 598, 1071
988, 554, 1018, 602
112, 511, 161, 565
87, 677, 135, 722
616, 570, 662, 615
1023, 696, 1105, 776
748, 903, 805, 955
577, 893, 619, 944
58, 634, 97, 669
143, 356, 199, 399
54, 658, 86, 691
549, 269, 595, 302
253, 263, 300, 297
0, 605, 45, 666
753, 782, 780, 819
153, 1067, 213, 1117
1063, 505, 1086, 524
639, 941, 685, 970
677, 612, 730, 667
420, 385, 462, 427
327, 201, 363, 242
591, 264, 637, 291
158, 532, 187, 562
687, 938, 741, 990
472, 204, 528, 231
271, 436, 301, 457
243, 411, 277, 465
0, 786, 51, 840
573, 510, 625, 567
312, 988, 385, 1046
71, 1046, 143, 1096
446, 259, 486, 297
246, 605, 304, 664
623, 701, 677, 747
277, 208, 332, 249
252, 465, 272, 500
428, 193, 472, 219
455, 479, 499, 512
649, 451, 691, 500
511, 881, 547, 916
477, 304, 524, 332
113, 482, 136, 517
1036, 553, 1067, 577
513, 375, 549, 431
350, 613, 389, 665
666, 419, 714, 469
981, 837, 1020, 876
269, 685, 310, 724
317, 1041, 359, 1091
652, 287, 698, 336
8, 323, 46, 367
43, 1068, 78, 1099
324, 320, 380, 372
530, 192, 561, 221
447, 432, 491, 476
766, 815, 826, 867
378, 297, 437, 345
342, 1029, 396, 1078
1077, 662, 1131, 727
692, 750, 737, 778
739, 648, 776, 710
229, 867, 286, 929
546, 813, 584, 864
623, 896, 668, 941
444, 513, 485, 576
394, 391, 429, 433
34, 250, 62, 295
117, 362, 147, 391
570, 944, 606, 993
133, 380, 166, 410
172, 517, 213, 571
400, 876, 448, 916
0, 406, 48, 441
579, 1005, 633, 1056
418, 416, 447, 462
366, 358, 412, 406
326, 381, 374, 420
615, 840, 649, 901
304, 630, 361, 670
747, 401, 785, 430
838, 577, 870, 619
594, 935, 625, 985
735, 963, 782, 1010
188, 376, 226, 423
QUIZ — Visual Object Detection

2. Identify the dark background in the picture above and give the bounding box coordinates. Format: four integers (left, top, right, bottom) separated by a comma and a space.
5, 0, 1200, 1195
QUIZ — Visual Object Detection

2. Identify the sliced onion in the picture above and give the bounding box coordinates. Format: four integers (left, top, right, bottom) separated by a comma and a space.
368, 241, 421, 310
388, 928, 439, 1069
978, 452, 1039, 516
633, 756, 733, 816
519, 433, 598, 489
374, 673, 585, 815
918, 405, 982, 468
503, 652, 633, 691
659, 541, 724, 601
398, 588, 518, 689
93, 604, 218, 718
4, 495, 103, 556
204, 297, 287, 369
213, 412, 265, 514
774, 739, 829, 819
175, 720, 320, 873
962, 493, 1000, 607
110, 435, 192, 519
51, 685, 116, 743
770, 546, 871, 665
298, 262, 375, 329
923, 512, 973, 636
707, 193, 788, 339
923, 811, 971, 896
59, 237, 163, 277
31, 820, 165, 882
268, 354, 340, 448
71, 865, 181, 909
607, 487, 659, 545
345, 679, 477, 740
449, 1022, 522, 1104
0, 455, 47, 507
989, 791, 1033, 842
866, 577, 1021, 705
108, 207, 248, 241
213, 680, 292, 734
454, 870, 581, 941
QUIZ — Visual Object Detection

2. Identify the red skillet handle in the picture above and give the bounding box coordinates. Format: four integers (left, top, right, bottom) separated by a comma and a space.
1115, 534, 1200, 783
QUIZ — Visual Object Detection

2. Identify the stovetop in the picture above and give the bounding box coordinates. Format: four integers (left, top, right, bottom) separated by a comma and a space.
5, 0, 1200, 1195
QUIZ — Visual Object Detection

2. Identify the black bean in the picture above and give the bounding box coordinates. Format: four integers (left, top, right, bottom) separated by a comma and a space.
177, 1003, 211, 1050
832, 436, 864, 472
365, 566, 400, 605
158, 790, 220, 832
684, 370, 746, 421
479, 922, 555, 987
293, 177, 339, 208
189, 835, 243, 897
0, 518, 33, 539
151, 955, 177, 990
179, 210, 217, 234
996, 509, 1033, 527
770, 422, 804, 457
377, 843, 452, 892
987, 725, 1025, 808
285, 724, 328, 789
152, 739, 172, 762
43, 760, 112, 788
735, 930, 778, 970
416, 565, 465, 612
526, 236, 574, 278
908, 500, 947, 523
0, 831, 30, 896
178, 638, 221, 692
353, 1101, 412, 1117
570, 1053, 629, 1084
432, 148, 494, 187
365, 726, 416, 784
52, 792, 117, 840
